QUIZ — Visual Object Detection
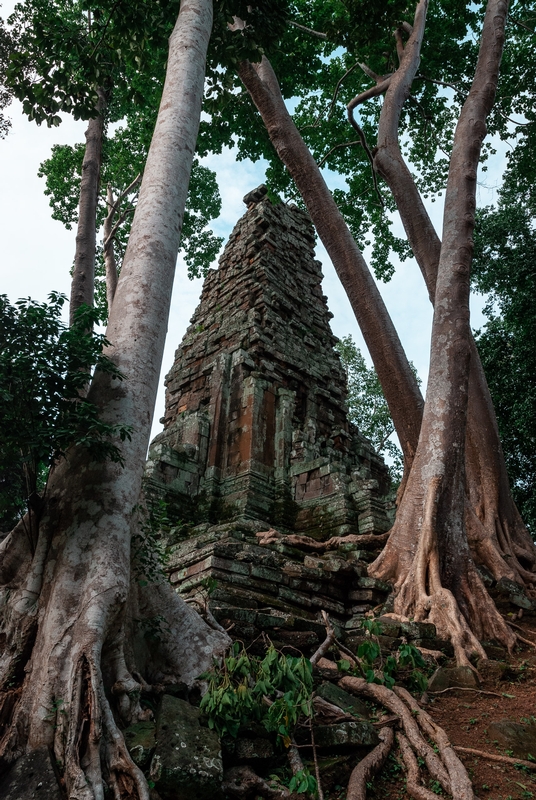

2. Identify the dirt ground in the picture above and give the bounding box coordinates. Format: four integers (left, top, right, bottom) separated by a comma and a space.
367, 617, 536, 800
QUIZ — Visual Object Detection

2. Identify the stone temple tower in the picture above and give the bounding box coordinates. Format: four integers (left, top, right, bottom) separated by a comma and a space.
145, 187, 394, 640
147, 186, 390, 537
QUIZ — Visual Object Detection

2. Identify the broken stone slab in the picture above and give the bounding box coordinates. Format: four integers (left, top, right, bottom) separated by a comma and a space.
313, 720, 379, 750
124, 720, 157, 770
374, 617, 401, 637
316, 682, 370, 719
355, 576, 391, 592
150, 695, 223, 800
477, 660, 508, 683
488, 719, 536, 760
0, 746, 63, 800
495, 578, 536, 612
398, 621, 437, 640
427, 666, 478, 693
411, 638, 454, 657
481, 641, 507, 660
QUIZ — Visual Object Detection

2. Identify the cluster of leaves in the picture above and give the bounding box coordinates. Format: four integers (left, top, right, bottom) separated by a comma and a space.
5, 0, 180, 126
0, 292, 131, 529
0, 16, 13, 138
335, 334, 421, 483
199, 642, 314, 744
132, 495, 171, 586
39, 127, 223, 317
339, 618, 428, 693
472, 200, 536, 536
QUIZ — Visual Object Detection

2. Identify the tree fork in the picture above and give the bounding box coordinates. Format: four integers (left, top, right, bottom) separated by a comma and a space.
370, 0, 518, 659
366, 0, 535, 583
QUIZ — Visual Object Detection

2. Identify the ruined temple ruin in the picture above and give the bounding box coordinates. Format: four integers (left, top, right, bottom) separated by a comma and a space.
145, 187, 413, 649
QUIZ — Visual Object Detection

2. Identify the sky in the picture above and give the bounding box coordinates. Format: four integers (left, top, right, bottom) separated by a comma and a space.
0, 6, 502, 444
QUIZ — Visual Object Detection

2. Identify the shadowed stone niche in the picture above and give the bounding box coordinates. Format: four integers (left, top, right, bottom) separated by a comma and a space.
145, 187, 395, 643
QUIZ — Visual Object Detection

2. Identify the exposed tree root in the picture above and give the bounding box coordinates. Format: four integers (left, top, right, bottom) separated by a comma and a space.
339, 677, 452, 794
427, 686, 503, 698
393, 685, 473, 800
453, 746, 536, 770
0, 488, 229, 799
310, 612, 335, 667
256, 529, 389, 551
339, 677, 474, 800
370, 477, 517, 666
397, 732, 442, 800
346, 725, 394, 800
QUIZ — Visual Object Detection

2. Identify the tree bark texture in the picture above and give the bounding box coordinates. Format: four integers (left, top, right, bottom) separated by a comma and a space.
0, 2, 229, 798
103, 184, 119, 314
370, 0, 536, 585
369, 0, 517, 663
69, 88, 106, 327
238, 57, 424, 471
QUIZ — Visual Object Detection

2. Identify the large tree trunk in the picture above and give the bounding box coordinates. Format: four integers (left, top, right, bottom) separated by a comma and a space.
238, 57, 424, 476
0, 2, 229, 797
69, 88, 106, 327
369, 0, 536, 584
369, 0, 517, 664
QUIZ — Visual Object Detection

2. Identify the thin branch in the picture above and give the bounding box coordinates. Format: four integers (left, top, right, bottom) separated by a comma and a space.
359, 63, 391, 82
346, 75, 392, 208
88, 0, 121, 60
496, 108, 532, 126
509, 17, 536, 33
309, 718, 324, 800
454, 746, 536, 770
335, 638, 367, 678
394, 27, 406, 63
317, 139, 362, 168
415, 73, 465, 95
104, 205, 136, 251
346, 112, 385, 207
348, 76, 392, 110
301, 62, 361, 131
377, 426, 395, 451
118, 172, 142, 204
325, 61, 361, 121
288, 19, 327, 40
427, 686, 504, 698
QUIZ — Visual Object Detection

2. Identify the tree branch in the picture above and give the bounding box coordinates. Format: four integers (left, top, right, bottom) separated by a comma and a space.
509, 17, 536, 33
316, 139, 362, 168
288, 19, 327, 40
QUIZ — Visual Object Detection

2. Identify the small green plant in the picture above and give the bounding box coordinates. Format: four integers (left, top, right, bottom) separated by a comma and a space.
132, 496, 171, 586
199, 642, 313, 744
289, 768, 317, 795
0, 293, 132, 533
353, 619, 427, 691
